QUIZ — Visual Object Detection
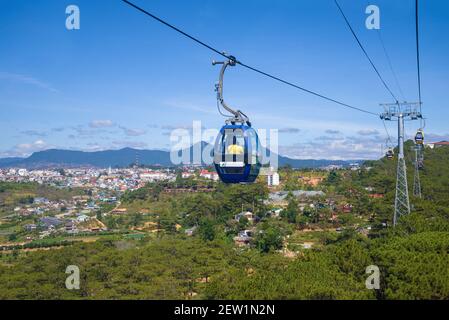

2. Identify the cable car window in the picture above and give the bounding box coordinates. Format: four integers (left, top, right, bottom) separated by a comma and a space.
246, 128, 258, 165
221, 128, 246, 174
246, 128, 261, 179
224, 131, 244, 157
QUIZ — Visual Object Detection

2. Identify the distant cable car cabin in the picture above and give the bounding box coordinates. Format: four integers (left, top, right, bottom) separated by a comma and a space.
415, 129, 424, 145
418, 160, 424, 170
386, 148, 394, 160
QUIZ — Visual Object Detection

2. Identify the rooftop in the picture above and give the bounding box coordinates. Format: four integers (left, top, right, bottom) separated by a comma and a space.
432, 141, 449, 145
269, 190, 325, 202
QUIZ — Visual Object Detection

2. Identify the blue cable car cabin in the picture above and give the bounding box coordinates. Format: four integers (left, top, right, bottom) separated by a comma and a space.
214, 124, 261, 183
415, 130, 424, 145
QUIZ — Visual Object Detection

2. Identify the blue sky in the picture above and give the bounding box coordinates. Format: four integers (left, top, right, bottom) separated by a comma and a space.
0, 0, 448, 159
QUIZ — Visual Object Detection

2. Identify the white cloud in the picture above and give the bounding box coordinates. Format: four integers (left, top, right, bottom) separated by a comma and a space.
111, 141, 148, 149
119, 126, 147, 137
84, 143, 104, 152
161, 123, 207, 135
279, 135, 384, 160
89, 120, 115, 128
357, 129, 380, 136
1, 140, 52, 157
71, 122, 118, 139
279, 127, 301, 134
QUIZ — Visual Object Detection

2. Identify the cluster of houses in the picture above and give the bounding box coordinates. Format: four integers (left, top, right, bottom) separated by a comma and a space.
2, 162, 387, 247
7, 194, 110, 239
23, 210, 107, 239
233, 211, 259, 246
0, 168, 63, 184
24, 213, 107, 239
0, 166, 224, 191
267, 190, 359, 223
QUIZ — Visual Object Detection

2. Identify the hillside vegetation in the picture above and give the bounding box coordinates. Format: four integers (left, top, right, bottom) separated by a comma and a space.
0, 143, 448, 300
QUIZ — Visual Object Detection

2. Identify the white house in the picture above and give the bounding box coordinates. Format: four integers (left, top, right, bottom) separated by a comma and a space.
234, 211, 255, 223
267, 172, 280, 186
76, 214, 90, 222
426, 141, 449, 149
199, 170, 219, 181
182, 172, 195, 179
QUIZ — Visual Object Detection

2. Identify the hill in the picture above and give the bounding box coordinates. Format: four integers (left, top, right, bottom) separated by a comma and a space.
0, 144, 362, 169
7, 148, 171, 168
0, 157, 23, 167
348, 139, 449, 231
0, 140, 448, 300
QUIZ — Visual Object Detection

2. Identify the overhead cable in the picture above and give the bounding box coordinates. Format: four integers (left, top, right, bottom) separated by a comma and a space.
121, 0, 379, 117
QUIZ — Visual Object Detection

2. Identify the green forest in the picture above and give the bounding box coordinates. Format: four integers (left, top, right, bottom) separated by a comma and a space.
0, 143, 448, 300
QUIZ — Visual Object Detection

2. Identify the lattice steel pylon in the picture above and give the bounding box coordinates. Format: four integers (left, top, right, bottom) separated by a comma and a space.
412, 146, 422, 198
381, 102, 422, 226
395, 155, 410, 225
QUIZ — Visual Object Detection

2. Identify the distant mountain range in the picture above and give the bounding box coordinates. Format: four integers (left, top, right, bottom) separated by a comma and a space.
0, 157, 23, 167
0, 144, 363, 169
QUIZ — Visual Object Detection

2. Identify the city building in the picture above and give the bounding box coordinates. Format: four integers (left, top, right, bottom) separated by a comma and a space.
426, 141, 449, 149
267, 172, 280, 186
